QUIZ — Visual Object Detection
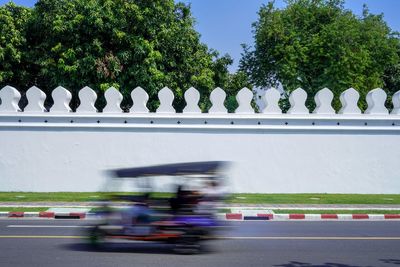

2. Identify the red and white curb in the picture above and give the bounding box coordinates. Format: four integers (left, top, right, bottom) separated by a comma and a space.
2, 211, 400, 220
0, 211, 88, 219
224, 213, 400, 221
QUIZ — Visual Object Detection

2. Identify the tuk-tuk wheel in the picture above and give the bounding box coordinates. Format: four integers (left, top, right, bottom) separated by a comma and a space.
173, 236, 201, 255
89, 226, 106, 249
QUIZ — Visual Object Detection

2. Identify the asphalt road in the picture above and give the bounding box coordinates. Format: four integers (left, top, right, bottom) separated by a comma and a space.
1, 219, 400, 267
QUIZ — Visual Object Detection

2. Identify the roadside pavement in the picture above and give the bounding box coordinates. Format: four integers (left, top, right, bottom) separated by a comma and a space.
1, 201, 400, 221
1, 201, 400, 209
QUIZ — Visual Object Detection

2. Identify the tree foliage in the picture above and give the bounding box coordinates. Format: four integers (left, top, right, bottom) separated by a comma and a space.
1, 0, 242, 112
210, 53, 253, 112
240, 0, 400, 111
0, 3, 31, 86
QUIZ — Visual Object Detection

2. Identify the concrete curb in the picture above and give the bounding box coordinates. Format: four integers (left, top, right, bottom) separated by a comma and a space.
0, 211, 88, 219
1, 211, 400, 221
225, 213, 400, 221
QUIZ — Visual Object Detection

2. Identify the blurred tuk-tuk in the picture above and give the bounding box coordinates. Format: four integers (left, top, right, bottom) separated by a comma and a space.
88, 161, 229, 254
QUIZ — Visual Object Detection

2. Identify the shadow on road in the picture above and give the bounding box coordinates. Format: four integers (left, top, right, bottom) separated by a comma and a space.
380, 259, 400, 265
61, 242, 176, 255
61, 242, 216, 255
273, 261, 392, 267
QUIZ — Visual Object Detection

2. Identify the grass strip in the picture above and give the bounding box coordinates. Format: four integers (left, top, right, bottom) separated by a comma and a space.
272, 209, 400, 214
228, 193, 400, 204
0, 192, 172, 202
1, 192, 400, 205
0, 207, 48, 212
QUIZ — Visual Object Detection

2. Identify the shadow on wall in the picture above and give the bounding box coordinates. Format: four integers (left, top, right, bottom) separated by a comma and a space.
274, 259, 400, 267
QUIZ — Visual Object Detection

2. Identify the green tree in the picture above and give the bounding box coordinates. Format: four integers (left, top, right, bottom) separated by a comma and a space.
0, 3, 31, 88
208, 53, 250, 112
224, 71, 254, 112
14, 0, 227, 111
240, 0, 400, 111
209, 53, 254, 112
383, 43, 400, 103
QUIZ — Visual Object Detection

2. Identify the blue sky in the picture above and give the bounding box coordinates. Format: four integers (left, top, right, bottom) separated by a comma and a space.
181, 0, 400, 72
2, 0, 400, 72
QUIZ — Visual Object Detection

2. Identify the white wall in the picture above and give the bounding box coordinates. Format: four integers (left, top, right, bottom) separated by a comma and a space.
1, 85, 399, 193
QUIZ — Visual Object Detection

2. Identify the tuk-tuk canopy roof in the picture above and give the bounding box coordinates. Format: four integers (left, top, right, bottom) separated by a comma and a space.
112, 161, 228, 178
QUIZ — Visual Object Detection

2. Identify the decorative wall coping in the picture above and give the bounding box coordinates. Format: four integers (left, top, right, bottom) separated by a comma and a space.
0, 113, 399, 132
0, 85, 399, 132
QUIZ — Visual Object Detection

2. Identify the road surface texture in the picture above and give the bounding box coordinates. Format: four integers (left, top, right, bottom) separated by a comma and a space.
0, 219, 400, 267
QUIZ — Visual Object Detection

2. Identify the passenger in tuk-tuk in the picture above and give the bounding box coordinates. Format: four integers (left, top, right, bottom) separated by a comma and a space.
170, 185, 201, 214
196, 179, 224, 215
122, 193, 152, 225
